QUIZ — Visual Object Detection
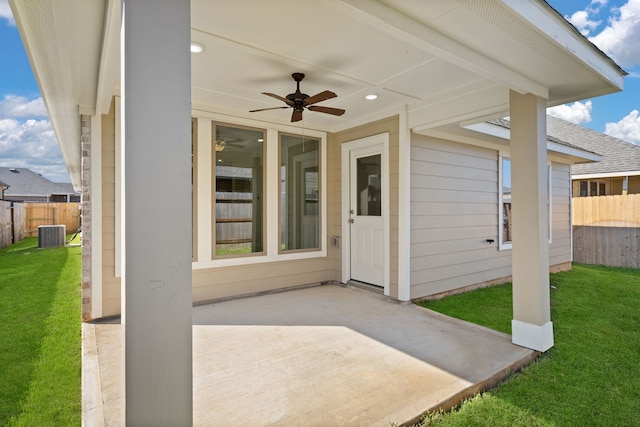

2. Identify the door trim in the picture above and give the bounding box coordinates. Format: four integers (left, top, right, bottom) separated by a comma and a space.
341, 133, 390, 296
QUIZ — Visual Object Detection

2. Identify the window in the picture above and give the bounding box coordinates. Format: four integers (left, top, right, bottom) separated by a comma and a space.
499, 156, 551, 249
280, 134, 320, 251
213, 123, 265, 257
579, 180, 606, 197
500, 157, 512, 247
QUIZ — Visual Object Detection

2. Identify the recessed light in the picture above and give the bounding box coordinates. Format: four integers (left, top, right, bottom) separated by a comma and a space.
190, 42, 205, 53
365, 94, 378, 100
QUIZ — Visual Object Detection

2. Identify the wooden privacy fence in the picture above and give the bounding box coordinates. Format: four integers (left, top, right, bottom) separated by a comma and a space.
573, 194, 640, 227
572, 194, 640, 269
24, 202, 80, 237
0, 200, 25, 249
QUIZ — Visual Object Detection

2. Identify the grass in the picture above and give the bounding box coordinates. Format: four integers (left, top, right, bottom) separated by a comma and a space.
416, 264, 640, 426
0, 236, 81, 426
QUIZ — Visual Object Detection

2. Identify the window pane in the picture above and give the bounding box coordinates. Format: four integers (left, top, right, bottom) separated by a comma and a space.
590, 182, 598, 196
580, 181, 588, 197
599, 182, 606, 196
280, 135, 320, 251
502, 157, 512, 243
214, 124, 264, 256
356, 155, 381, 216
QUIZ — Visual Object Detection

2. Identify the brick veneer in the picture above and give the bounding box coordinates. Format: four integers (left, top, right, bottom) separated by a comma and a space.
81, 114, 92, 321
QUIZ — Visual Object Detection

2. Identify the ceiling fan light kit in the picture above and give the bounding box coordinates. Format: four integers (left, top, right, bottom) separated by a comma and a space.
250, 72, 346, 122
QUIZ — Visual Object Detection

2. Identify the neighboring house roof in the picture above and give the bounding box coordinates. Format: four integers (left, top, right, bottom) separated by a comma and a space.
546, 116, 640, 176
0, 167, 78, 197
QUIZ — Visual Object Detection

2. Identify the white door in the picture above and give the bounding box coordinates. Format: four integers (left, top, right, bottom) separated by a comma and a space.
349, 146, 384, 286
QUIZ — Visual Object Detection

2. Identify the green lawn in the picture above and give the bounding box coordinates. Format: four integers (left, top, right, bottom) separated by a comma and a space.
416, 264, 640, 427
0, 237, 81, 426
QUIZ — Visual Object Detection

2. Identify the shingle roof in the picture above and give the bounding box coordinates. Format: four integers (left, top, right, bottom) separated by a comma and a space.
0, 167, 77, 196
546, 116, 640, 175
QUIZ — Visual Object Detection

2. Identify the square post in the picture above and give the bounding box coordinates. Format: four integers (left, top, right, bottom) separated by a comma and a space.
509, 90, 554, 352
121, 0, 193, 424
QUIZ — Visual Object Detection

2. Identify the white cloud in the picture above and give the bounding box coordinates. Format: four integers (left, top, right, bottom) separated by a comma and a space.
569, 10, 601, 36
0, 95, 48, 118
0, 0, 15, 26
604, 110, 640, 144
0, 95, 68, 182
566, 0, 608, 35
547, 101, 593, 124
0, 118, 69, 183
589, 0, 640, 68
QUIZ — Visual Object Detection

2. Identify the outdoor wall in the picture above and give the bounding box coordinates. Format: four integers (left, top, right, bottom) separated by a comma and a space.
409, 134, 572, 299
329, 116, 400, 298
549, 163, 572, 268
101, 101, 121, 317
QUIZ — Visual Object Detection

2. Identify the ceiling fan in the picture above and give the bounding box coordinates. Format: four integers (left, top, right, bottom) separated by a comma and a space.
249, 72, 346, 122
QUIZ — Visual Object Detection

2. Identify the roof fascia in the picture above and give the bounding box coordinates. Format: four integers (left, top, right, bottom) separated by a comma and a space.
502, 0, 625, 88
96, 0, 121, 115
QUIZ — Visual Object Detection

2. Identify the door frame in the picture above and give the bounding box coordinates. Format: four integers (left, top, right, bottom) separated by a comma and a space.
341, 133, 390, 296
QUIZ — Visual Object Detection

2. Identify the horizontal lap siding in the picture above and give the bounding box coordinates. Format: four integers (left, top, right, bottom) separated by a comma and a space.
101, 106, 121, 317
192, 258, 330, 302
409, 135, 573, 299
409, 135, 510, 298
550, 163, 572, 266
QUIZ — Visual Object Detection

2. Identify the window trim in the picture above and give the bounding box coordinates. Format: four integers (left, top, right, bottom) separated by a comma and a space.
211, 121, 267, 259
498, 153, 552, 250
498, 154, 512, 250
578, 179, 607, 197
278, 131, 322, 254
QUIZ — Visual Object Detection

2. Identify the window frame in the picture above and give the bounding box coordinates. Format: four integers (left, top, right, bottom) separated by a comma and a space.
498, 154, 552, 250
579, 179, 607, 197
211, 121, 267, 259
278, 132, 322, 254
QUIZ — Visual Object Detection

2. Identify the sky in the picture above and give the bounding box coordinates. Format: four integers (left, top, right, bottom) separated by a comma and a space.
0, 0, 639, 183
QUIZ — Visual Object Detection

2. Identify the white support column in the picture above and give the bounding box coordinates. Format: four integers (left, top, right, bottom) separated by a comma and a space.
397, 106, 411, 301
121, 1, 192, 425
509, 90, 554, 352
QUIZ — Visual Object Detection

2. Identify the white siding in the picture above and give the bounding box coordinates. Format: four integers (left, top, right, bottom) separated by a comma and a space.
409, 134, 572, 299
550, 163, 572, 266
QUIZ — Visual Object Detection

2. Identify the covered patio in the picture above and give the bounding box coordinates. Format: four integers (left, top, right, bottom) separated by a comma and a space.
83, 284, 536, 426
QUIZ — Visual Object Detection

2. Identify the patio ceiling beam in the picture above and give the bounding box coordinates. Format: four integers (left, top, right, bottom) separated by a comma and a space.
336, 0, 549, 99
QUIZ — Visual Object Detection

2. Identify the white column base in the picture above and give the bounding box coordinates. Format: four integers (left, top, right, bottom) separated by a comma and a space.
512, 319, 554, 352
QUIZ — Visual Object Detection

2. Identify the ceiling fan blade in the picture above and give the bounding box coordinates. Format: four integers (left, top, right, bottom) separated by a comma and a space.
262, 92, 294, 106
291, 109, 303, 122
249, 106, 290, 112
307, 105, 346, 116
304, 90, 337, 106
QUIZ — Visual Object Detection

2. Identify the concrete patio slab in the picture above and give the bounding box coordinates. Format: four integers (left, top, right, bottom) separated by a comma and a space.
83, 283, 537, 426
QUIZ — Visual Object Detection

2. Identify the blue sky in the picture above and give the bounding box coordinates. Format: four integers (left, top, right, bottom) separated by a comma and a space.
1, 0, 639, 183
